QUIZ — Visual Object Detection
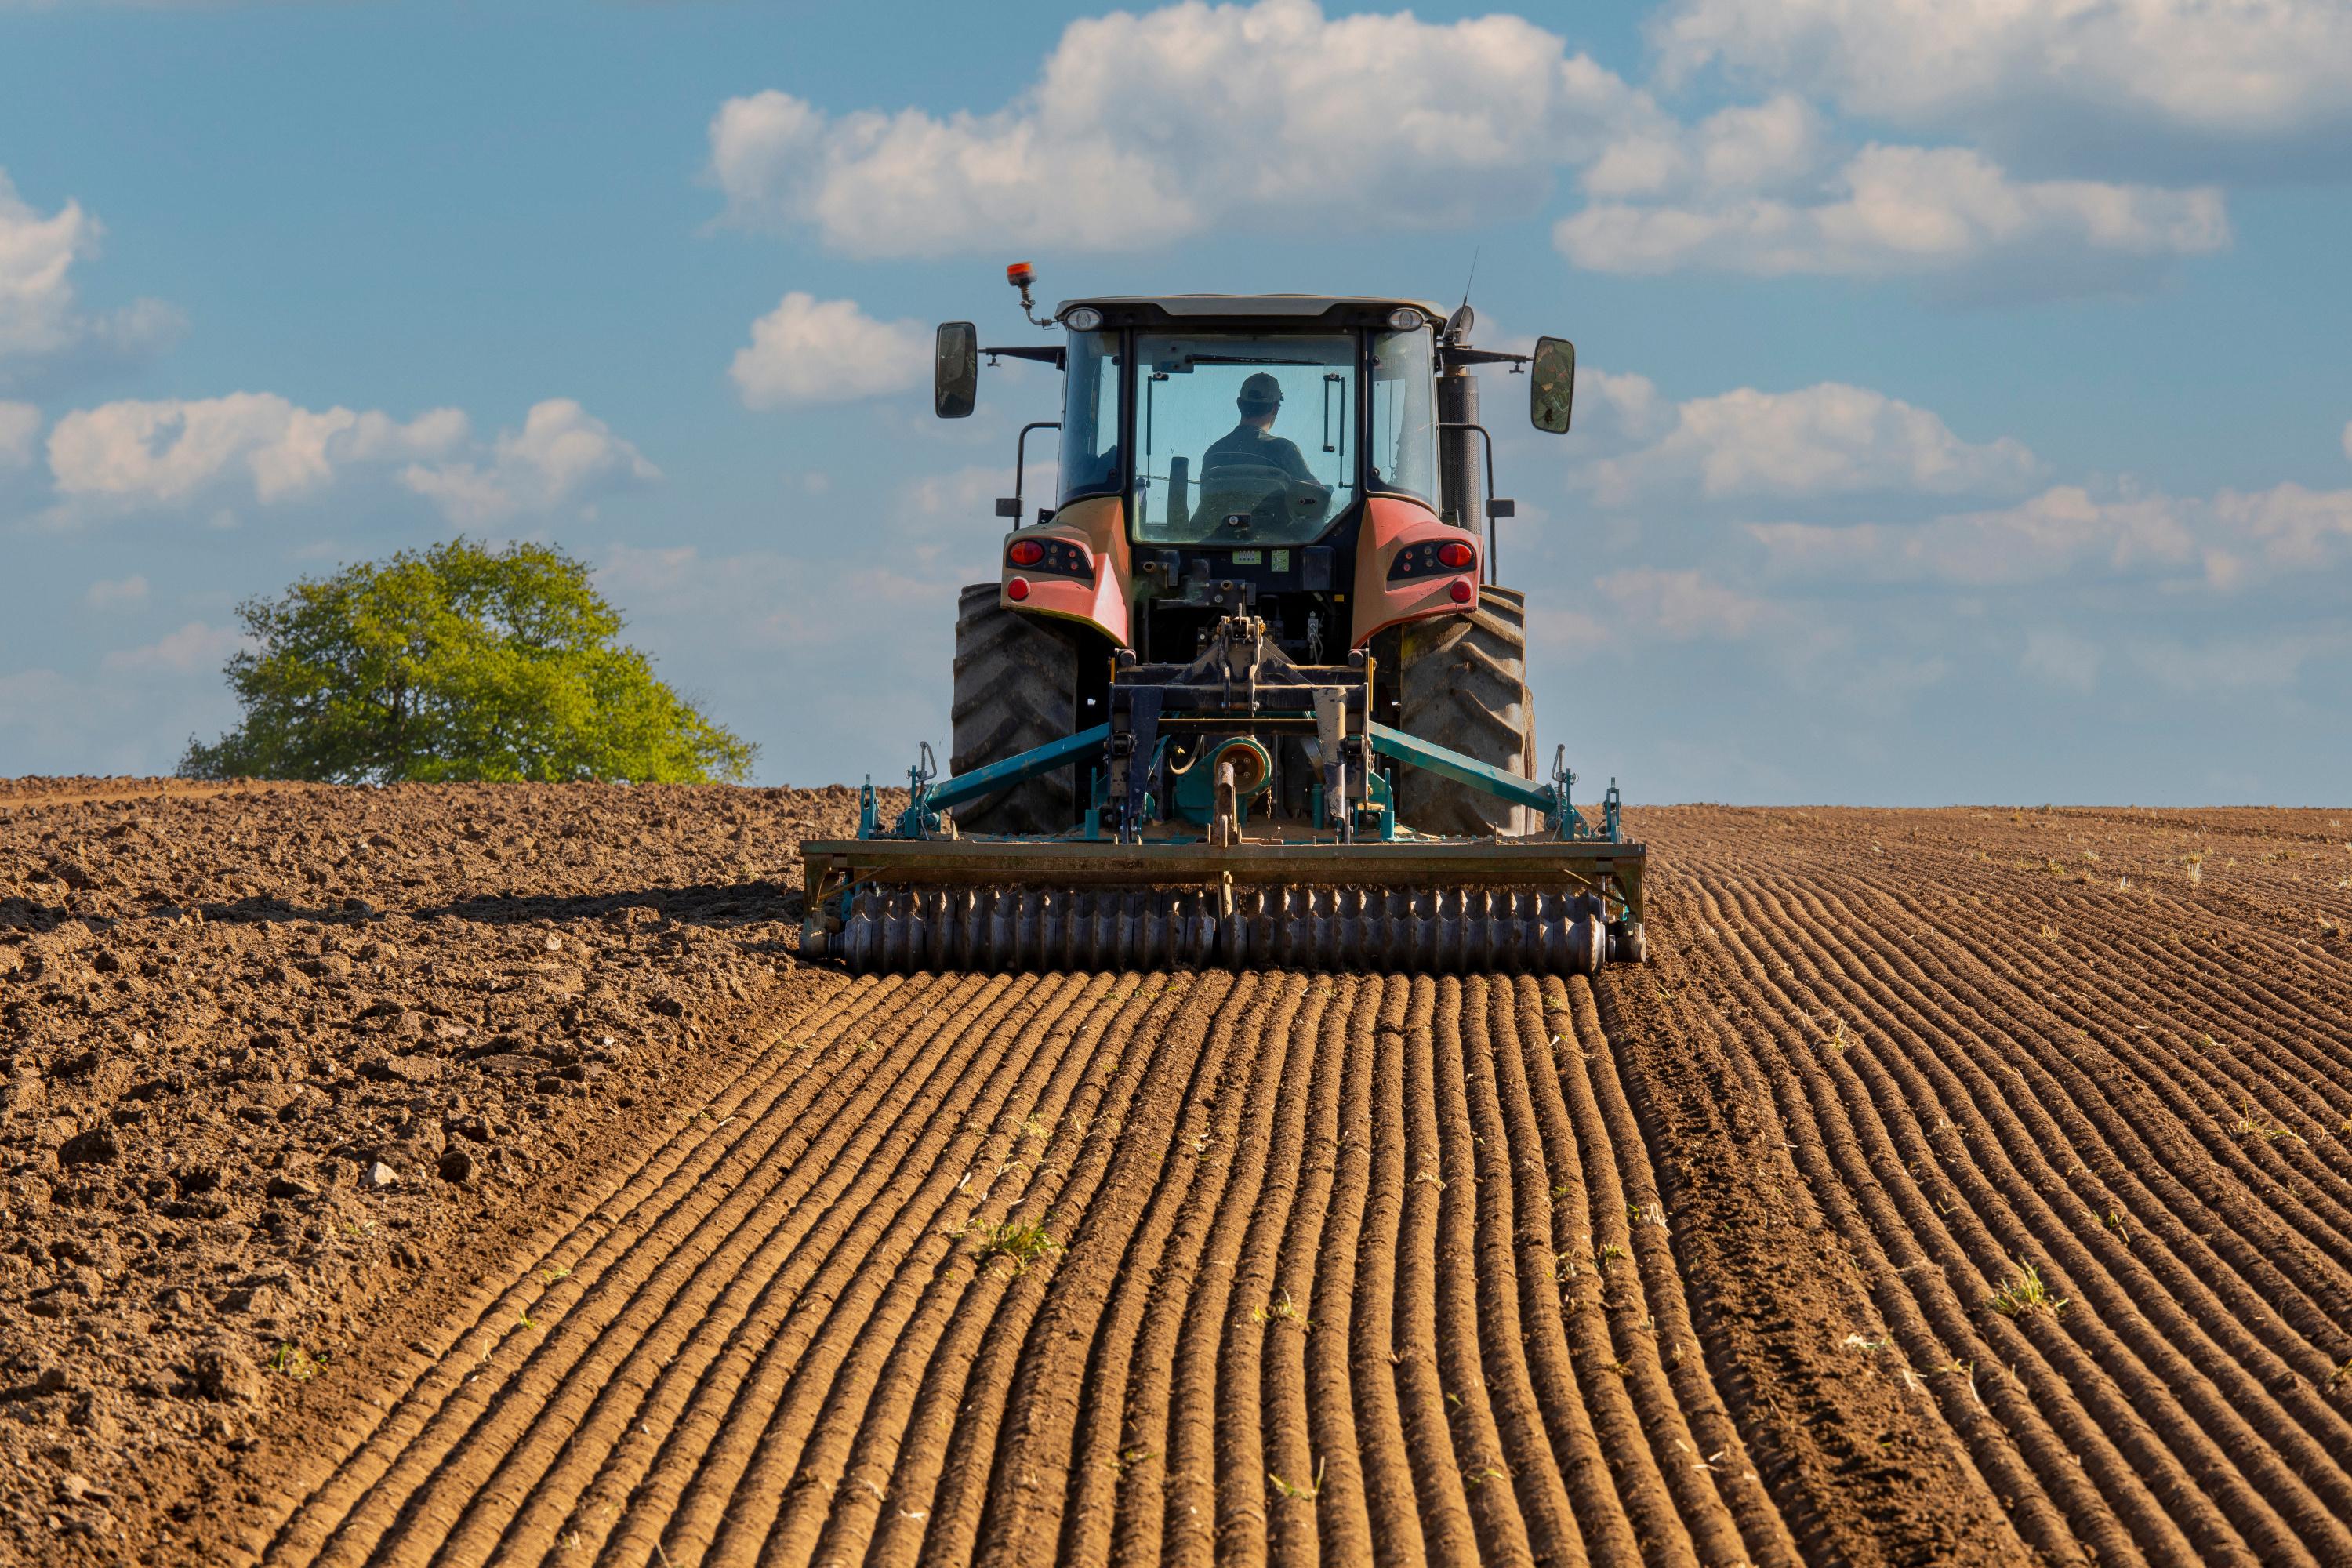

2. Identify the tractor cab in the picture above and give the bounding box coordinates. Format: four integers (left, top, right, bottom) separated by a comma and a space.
935, 273, 1576, 670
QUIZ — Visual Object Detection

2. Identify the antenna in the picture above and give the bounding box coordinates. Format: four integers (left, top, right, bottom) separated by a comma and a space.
1445, 247, 1480, 345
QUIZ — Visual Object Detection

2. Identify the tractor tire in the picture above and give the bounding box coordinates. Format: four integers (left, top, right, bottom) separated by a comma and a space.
1394, 583, 1537, 837
949, 583, 1080, 833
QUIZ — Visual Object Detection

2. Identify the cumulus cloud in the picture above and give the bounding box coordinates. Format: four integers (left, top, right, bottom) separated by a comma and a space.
0, 168, 180, 379
709, 0, 1653, 255
1582, 94, 1830, 201
1579, 376, 2042, 505
1653, 0, 2352, 177
730, 292, 927, 408
1748, 479, 2352, 588
401, 398, 659, 526
1558, 144, 2227, 295
0, 400, 37, 468
47, 393, 466, 508
38, 392, 653, 526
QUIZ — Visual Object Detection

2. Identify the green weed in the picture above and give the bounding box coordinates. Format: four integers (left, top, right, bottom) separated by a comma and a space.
1987, 1262, 2067, 1319
1268, 1458, 1326, 1501
270, 1342, 327, 1381
976, 1220, 1063, 1272
1253, 1290, 1310, 1330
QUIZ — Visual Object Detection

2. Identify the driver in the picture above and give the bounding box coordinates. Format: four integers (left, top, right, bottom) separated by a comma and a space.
1201, 372, 1319, 486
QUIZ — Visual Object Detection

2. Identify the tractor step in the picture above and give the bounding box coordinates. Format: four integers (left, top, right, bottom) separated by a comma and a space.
818, 884, 1642, 975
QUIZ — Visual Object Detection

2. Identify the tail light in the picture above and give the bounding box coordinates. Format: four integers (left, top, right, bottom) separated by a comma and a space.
1006, 537, 1093, 578
1438, 541, 1474, 570
1007, 577, 1031, 602
1449, 579, 1474, 604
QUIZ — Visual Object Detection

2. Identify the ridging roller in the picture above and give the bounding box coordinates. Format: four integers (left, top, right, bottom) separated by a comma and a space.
834, 884, 1643, 975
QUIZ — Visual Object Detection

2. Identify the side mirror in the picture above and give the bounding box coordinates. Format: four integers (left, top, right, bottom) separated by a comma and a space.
1530, 336, 1574, 434
935, 321, 978, 419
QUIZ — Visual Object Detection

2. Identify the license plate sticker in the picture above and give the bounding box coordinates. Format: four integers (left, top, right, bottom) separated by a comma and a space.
1272, 550, 1290, 571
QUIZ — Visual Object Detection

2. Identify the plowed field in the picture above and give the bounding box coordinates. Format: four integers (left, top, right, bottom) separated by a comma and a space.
16, 793, 2352, 1566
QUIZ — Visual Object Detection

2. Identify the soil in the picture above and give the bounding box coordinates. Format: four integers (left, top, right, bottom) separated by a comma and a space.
5, 789, 2350, 1566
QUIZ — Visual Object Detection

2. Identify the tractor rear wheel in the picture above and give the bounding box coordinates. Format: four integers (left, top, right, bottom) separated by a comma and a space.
949, 583, 1080, 833
1394, 583, 1537, 837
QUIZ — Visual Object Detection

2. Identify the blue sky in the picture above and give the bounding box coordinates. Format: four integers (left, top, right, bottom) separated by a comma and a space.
3, 0, 2347, 804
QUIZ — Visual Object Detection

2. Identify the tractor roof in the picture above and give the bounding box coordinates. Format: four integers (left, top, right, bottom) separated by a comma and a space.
1057, 294, 1447, 328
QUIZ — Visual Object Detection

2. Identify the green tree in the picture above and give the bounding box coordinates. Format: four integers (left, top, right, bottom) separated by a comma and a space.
180, 538, 755, 784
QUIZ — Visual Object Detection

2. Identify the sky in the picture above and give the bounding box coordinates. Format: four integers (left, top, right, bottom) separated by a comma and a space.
2, 0, 2348, 805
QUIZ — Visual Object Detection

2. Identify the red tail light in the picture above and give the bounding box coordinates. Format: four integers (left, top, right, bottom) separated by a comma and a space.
1007, 539, 1044, 566
1438, 541, 1474, 570
1007, 577, 1031, 601
1448, 579, 1474, 604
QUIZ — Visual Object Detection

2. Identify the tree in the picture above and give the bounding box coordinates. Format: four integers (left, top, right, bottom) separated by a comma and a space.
180, 538, 756, 785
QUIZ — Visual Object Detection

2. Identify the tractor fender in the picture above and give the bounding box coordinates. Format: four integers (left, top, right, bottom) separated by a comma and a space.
999, 492, 1133, 647
1351, 495, 1480, 647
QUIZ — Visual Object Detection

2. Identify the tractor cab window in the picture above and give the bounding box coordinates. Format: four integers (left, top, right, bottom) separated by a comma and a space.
1058, 329, 1121, 503
1132, 331, 1356, 546
1370, 325, 1438, 506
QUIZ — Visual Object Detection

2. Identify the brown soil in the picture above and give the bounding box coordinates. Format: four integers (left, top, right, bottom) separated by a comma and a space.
7, 793, 2350, 1566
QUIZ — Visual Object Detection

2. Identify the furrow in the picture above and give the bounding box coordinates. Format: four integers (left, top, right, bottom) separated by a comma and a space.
254, 975, 899, 1566
1752, 876, 2344, 1563
1392, 975, 1484, 1568
294, 975, 955, 1568
1259, 975, 1359, 1568
1106, 974, 1297, 1568
954, 973, 1247, 1568
623, 970, 1072, 1566
1348, 975, 1431, 1568
792, 971, 1156, 1566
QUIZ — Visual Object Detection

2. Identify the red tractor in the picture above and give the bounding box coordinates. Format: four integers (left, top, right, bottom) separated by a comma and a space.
799, 267, 1644, 975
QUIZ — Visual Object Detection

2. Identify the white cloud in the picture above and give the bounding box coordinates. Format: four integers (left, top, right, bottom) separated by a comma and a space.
0, 399, 37, 467
730, 292, 926, 408
84, 574, 147, 610
709, 0, 1653, 255
1581, 377, 2042, 505
1653, 0, 2352, 176
402, 399, 659, 526
1748, 479, 2352, 588
1583, 94, 1829, 201
48, 393, 466, 507
99, 619, 245, 676
1558, 144, 2227, 293
38, 391, 652, 527
0, 168, 179, 378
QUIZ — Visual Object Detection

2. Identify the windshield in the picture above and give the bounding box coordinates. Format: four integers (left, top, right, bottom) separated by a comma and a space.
1058, 328, 1121, 503
1370, 326, 1438, 506
1131, 331, 1356, 545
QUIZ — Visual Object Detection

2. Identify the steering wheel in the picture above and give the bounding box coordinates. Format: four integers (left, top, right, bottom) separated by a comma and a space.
1196, 462, 1331, 535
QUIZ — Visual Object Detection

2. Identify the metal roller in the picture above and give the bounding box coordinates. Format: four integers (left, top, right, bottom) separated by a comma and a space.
835, 883, 1618, 975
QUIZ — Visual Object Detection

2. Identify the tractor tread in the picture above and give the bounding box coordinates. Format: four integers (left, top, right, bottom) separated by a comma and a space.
1395, 584, 1537, 837
949, 583, 1080, 833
